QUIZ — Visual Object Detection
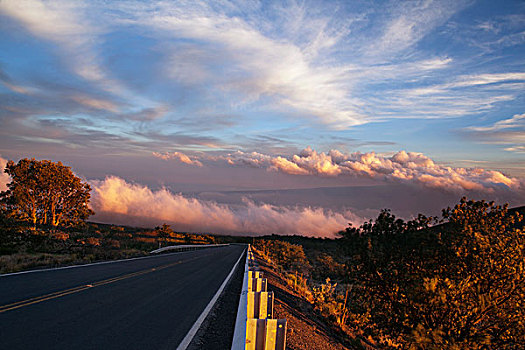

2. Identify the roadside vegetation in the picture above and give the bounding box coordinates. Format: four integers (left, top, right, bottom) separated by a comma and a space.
254, 198, 525, 349
0, 214, 217, 274
0, 158, 218, 273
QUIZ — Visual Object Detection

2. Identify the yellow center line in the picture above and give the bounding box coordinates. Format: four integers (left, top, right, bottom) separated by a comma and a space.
0, 255, 204, 314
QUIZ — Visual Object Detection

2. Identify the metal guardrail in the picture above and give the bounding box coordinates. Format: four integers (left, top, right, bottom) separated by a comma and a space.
231, 245, 287, 350
149, 243, 229, 254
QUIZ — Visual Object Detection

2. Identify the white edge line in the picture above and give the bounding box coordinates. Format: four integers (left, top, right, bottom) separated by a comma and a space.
176, 246, 247, 350
0, 244, 230, 277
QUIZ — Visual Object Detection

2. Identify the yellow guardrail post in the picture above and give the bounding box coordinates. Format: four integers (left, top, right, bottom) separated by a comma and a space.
247, 291, 274, 319
232, 245, 286, 350
264, 319, 286, 350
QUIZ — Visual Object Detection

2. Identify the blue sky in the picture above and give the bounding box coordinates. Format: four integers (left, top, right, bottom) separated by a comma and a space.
0, 0, 524, 235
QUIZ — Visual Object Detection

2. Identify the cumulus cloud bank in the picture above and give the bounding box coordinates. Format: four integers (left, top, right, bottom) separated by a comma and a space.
224, 147, 522, 192
90, 176, 353, 237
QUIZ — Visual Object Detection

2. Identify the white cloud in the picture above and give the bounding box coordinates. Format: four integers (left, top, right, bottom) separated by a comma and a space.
91, 176, 354, 237
467, 113, 525, 132
465, 113, 525, 153
70, 95, 119, 112
138, 2, 366, 128
504, 146, 525, 153
129, 0, 518, 128
406, 73, 525, 97
0, 0, 521, 131
449, 73, 525, 89
0, 0, 117, 91
382, 73, 525, 119
370, 0, 468, 56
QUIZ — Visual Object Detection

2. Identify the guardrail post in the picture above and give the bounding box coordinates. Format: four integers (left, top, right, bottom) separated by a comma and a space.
246, 318, 266, 350
264, 319, 287, 350
247, 291, 274, 319
260, 291, 273, 319
245, 318, 287, 350
248, 271, 261, 279
248, 277, 267, 293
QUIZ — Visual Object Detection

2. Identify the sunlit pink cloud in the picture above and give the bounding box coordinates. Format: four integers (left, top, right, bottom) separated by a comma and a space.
0, 156, 10, 192
90, 176, 355, 237
152, 151, 203, 167
223, 147, 522, 192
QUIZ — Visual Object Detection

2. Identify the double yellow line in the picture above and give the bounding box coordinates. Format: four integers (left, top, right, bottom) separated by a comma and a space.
0, 256, 201, 314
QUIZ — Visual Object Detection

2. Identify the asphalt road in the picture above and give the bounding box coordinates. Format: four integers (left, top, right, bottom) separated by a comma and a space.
0, 245, 246, 350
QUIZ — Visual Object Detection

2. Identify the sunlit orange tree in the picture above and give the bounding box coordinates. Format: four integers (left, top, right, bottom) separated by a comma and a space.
1, 158, 94, 227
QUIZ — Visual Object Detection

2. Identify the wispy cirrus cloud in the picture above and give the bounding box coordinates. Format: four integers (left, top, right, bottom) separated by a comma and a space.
369, 0, 469, 57
0, 0, 116, 91
464, 113, 525, 153
142, 0, 521, 128
1, 0, 522, 132
69, 94, 119, 113
467, 112, 525, 132
375, 72, 525, 120
504, 146, 525, 153
132, 1, 366, 127
463, 14, 525, 53
112, 0, 479, 128
0, 0, 165, 121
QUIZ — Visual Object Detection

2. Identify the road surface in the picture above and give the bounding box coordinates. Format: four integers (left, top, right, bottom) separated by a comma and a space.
0, 245, 245, 350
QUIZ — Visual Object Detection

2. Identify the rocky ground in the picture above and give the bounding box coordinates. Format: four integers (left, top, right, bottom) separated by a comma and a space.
253, 252, 356, 350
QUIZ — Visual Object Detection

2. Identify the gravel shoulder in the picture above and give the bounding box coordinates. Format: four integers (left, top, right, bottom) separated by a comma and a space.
187, 247, 245, 350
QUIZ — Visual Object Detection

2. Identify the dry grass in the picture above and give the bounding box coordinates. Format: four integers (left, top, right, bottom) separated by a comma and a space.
0, 253, 77, 274
0, 249, 148, 274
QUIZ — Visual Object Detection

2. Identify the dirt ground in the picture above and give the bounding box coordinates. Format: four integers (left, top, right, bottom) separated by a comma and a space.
252, 251, 357, 350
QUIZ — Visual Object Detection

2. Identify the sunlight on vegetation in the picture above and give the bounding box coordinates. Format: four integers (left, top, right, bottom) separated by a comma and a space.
0, 159, 217, 273
254, 198, 525, 349
1, 158, 93, 227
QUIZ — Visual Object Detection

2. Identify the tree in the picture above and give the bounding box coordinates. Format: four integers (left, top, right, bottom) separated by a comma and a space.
155, 223, 173, 247
0, 158, 94, 227
338, 198, 524, 348
417, 198, 525, 348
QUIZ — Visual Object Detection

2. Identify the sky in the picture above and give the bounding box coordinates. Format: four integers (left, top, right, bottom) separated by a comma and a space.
0, 0, 524, 237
